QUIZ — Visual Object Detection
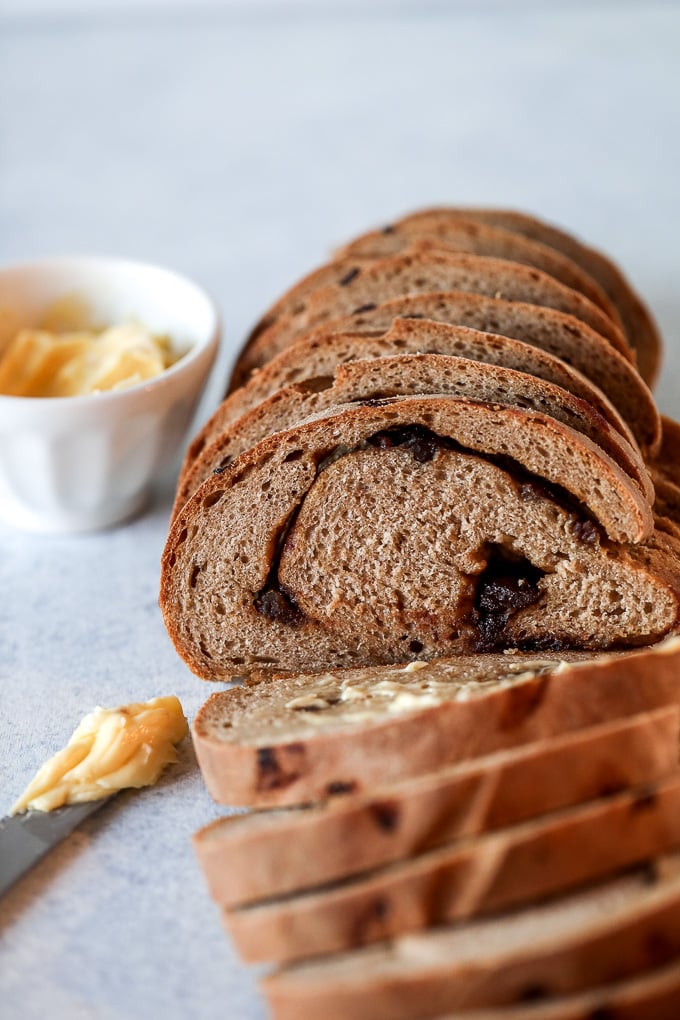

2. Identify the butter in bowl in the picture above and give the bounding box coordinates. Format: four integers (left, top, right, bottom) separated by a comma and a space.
0, 257, 220, 532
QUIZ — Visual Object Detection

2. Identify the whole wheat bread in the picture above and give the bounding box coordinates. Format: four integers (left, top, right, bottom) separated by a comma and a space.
392, 207, 662, 387
191, 639, 680, 808
233, 251, 630, 387
224, 773, 680, 964
262, 853, 680, 1020
161, 397, 678, 684
174, 351, 652, 520
435, 956, 680, 1020
335, 215, 620, 325
194, 706, 679, 906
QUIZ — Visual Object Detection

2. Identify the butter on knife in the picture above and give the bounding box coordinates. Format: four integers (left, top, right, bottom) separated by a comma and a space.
11, 696, 189, 815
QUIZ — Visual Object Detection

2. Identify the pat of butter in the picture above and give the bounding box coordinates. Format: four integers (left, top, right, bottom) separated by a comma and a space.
10, 696, 188, 814
0, 321, 177, 397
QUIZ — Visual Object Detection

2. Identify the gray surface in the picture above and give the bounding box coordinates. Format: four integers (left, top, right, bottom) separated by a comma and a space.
0, 2, 679, 1018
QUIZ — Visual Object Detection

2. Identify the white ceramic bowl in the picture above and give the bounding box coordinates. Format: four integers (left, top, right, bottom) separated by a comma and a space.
0, 257, 220, 532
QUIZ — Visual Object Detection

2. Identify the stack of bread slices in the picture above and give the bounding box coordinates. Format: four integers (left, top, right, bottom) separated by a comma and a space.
160, 208, 680, 1018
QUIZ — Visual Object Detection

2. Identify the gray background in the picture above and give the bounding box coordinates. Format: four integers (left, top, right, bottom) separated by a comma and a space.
1, 2, 678, 1018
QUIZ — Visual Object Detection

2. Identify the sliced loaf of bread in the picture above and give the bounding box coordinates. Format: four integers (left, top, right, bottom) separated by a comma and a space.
194, 706, 679, 906
174, 352, 652, 520
224, 772, 680, 964
233, 251, 630, 388
262, 852, 680, 1020
392, 208, 663, 387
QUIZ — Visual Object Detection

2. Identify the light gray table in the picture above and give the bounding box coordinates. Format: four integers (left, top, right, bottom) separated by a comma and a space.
1, 2, 678, 1017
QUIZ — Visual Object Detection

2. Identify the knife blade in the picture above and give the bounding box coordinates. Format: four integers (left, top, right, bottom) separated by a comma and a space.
0, 798, 110, 898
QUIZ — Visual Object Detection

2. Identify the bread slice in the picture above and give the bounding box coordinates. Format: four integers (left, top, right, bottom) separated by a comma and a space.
161, 397, 677, 684
233, 251, 630, 387
191, 639, 680, 808
434, 957, 680, 1020
289, 294, 660, 454
174, 351, 652, 520
393, 208, 663, 387
335, 214, 621, 325
194, 706, 679, 906
223, 772, 680, 964
261, 853, 680, 1019
188, 314, 647, 474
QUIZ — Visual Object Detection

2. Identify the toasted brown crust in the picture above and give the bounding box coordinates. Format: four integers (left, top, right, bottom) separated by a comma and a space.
262, 856, 680, 1019
233, 251, 631, 389
173, 352, 652, 521
224, 773, 680, 964
394, 208, 663, 388
191, 639, 680, 807
194, 707, 679, 905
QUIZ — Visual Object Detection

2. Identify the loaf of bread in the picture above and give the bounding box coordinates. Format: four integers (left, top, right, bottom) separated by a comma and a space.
167, 207, 679, 1011
262, 853, 680, 1019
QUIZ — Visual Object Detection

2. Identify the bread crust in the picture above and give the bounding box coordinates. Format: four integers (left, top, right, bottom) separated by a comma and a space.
435, 957, 680, 1020
335, 214, 621, 325
205, 312, 652, 451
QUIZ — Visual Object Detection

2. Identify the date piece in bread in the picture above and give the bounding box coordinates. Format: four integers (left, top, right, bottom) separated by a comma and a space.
394, 207, 663, 387
224, 773, 680, 964
194, 707, 679, 906
191, 639, 680, 808
174, 352, 652, 521
262, 853, 680, 1020
233, 251, 630, 388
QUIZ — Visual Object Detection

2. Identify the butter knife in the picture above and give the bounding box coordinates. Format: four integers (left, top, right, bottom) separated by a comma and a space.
0, 799, 110, 898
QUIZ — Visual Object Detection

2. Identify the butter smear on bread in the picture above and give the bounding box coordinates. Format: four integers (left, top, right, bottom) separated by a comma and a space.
11, 696, 188, 814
